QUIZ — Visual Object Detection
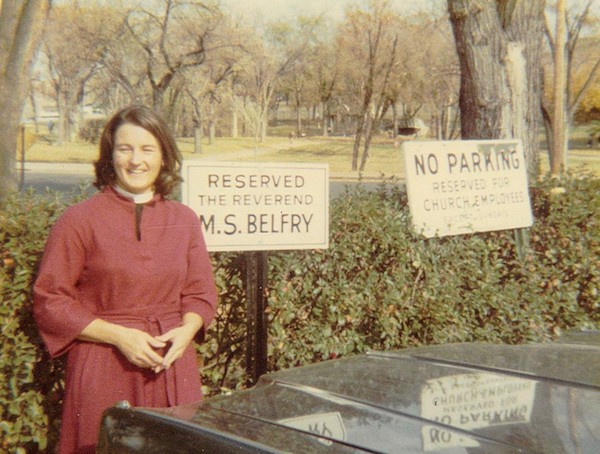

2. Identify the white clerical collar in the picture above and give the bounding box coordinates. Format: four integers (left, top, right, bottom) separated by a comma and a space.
113, 185, 154, 204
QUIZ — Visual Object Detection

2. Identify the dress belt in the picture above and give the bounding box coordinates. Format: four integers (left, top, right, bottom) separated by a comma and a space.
97, 311, 182, 405
97, 311, 182, 333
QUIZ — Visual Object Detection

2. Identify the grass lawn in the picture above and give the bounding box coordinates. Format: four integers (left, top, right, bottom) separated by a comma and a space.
22, 133, 600, 179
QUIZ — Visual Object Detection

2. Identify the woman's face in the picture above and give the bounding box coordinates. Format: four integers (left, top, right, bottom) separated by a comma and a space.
112, 123, 163, 194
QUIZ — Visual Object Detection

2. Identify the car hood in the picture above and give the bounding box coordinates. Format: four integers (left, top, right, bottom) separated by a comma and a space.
99, 332, 600, 453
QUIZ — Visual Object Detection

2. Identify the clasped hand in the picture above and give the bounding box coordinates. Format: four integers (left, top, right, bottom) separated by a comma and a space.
117, 324, 197, 373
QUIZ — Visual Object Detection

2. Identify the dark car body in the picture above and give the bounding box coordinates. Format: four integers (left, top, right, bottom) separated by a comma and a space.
97, 330, 600, 453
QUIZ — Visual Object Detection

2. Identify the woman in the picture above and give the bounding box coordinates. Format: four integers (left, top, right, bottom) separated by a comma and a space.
34, 105, 218, 453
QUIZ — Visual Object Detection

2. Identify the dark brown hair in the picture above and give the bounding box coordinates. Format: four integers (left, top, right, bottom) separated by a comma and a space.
94, 105, 182, 196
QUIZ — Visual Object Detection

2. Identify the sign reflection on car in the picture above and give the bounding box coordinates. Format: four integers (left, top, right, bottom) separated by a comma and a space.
279, 412, 346, 446
421, 373, 537, 451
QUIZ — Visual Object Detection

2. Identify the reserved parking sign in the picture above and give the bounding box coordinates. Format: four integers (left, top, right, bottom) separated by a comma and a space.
182, 161, 329, 251
403, 140, 533, 238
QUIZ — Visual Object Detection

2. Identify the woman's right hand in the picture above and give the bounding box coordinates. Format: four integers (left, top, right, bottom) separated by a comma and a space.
79, 319, 166, 370
114, 326, 167, 370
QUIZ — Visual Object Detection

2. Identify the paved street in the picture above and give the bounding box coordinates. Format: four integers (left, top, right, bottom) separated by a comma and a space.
17, 162, 95, 198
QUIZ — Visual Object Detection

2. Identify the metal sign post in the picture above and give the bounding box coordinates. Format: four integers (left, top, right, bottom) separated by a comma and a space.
245, 250, 268, 386
181, 160, 329, 385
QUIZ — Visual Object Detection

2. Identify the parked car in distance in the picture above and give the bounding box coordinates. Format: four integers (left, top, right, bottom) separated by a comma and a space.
98, 330, 600, 453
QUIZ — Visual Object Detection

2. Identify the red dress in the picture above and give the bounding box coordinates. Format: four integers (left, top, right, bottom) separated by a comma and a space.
34, 187, 218, 454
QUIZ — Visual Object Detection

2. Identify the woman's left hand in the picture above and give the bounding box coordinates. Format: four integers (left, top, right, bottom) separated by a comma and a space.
154, 313, 203, 373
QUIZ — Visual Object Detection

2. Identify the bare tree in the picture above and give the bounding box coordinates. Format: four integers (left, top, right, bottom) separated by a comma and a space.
284, 51, 314, 138
415, 14, 460, 140
542, 0, 600, 174
241, 17, 316, 142
91, 14, 148, 111
0, 0, 50, 197
183, 13, 247, 152
276, 16, 326, 138
42, 3, 121, 144
338, 0, 401, 172
243, 40, 277, 143
125, 0, 222, 119
313, 40, 340, 137
382, 14, 458, 142
447, 0, 545, 177
185, 62, 235, 153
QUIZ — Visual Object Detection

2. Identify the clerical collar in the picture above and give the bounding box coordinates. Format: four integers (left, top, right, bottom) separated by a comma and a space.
113, 185, 154, 204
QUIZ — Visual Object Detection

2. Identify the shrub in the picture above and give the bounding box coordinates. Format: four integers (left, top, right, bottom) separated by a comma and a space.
1, 190, 67, 452
1, 174, 598, 452
261, 176, 598, 373
79, 118, 106, 143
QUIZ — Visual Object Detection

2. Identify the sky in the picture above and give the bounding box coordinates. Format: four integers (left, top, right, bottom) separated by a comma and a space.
217, 0, 600, 37
219, 0, 445, 23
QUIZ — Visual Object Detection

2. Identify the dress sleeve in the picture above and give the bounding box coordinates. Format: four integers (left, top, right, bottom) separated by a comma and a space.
33, 210, 97, 358
180, 214, 218, 343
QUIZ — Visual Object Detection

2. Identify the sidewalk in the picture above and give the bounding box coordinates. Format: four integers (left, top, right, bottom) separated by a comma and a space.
17, 162, 95, 174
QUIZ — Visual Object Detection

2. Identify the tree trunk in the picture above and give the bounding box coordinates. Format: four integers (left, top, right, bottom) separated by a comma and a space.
296, 103, 302, 138
194, 124, 203, 154
448, 0, 544, 178
231, 91, 239, 138
321, 101, 328, 137
259, 98, 268, 143
359, 110, 375, 173
231, 107, 238, 138
352, 89, 373, 172
551, 0, 567, 175
0, 0, 50, 197
450, 1, 511, 137
351, 114, 366, 171
541, 104, 554, 164
190, 96, 203, 154
505, 1, 545, 177
391, 103, 398, 139
152, 87, 166, 118
56, 87, 67, 146
28, 82, 40, 134
208, 98, 216, 145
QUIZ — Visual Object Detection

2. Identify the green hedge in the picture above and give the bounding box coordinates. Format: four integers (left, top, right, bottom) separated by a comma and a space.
1, 175, 599, 452
0, 191, 67, 452
264, 176, 599, 370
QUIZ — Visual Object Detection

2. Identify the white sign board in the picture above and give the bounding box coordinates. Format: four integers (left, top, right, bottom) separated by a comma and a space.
403, 140, 533, 238
181, 161, 329, 252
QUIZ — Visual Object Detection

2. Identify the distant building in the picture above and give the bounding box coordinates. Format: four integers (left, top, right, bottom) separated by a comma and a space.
22, 91, 106, 126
